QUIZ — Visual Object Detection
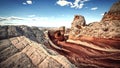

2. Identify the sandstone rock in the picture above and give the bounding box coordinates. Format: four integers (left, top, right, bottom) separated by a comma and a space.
0, 25, 46, 44
59, 26, 65, 31
0, 36, 76, 68
0, 26, 8, 39
101, 1, 120, 22
0, 39, 11, 52
109, 1, 120, 12
69, 1, 120, 39
38, 57, 63, 68
0, 41, 18, 63
8, 26, 23, 38
0, 52, 36, 68
69, 15, 86, 39
71, 15, 86, 30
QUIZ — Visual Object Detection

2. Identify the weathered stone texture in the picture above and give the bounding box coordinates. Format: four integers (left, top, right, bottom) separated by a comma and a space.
0, 52, 36, 68
69, 1, 120, 39
38, 57, 63, 68
0, 25, 46, 44
0, 45, 18, 63
101, 1, 120, 21
71, 15, 86, 30
0, 36, 76, 68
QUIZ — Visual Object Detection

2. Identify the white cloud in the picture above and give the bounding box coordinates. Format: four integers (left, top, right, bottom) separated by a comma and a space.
71, 0, 84, 9
91, 7, 98, 10
23, 0, 32, 5
56, 0, 89, 9
101, 13, 104, 16
56, 0, 72, 6
0, 16, 72, 27
26, 0, 32, 4
0, 16, 24, 21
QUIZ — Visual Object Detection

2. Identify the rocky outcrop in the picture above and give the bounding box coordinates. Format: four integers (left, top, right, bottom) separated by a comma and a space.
71, 15, 86, 30
0, 25, 76, 68
109, 1, 120, 12
101, 1, 120, 22
65, 1, 120, 67
0, 36, 76, 68
0, 25, 45, 44
48, 30, 120, 68
69, 15, 86, 39
69, 1, 120, 39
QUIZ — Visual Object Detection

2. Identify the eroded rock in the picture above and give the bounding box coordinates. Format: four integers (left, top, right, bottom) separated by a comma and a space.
0, 36, 76, 68
101, 1, 120, 22
69, 1, 120, 39
71, 15, 86, 30
0, 25, 45, 44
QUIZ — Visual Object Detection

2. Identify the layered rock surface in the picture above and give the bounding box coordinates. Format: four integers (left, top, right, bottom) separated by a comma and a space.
0, 25, 76, 68
48, 29, 120, 68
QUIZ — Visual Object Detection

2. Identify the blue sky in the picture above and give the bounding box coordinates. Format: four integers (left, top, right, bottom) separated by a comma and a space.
0, 0, 118, 27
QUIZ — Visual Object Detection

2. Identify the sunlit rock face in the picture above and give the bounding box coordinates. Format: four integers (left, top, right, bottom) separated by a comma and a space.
69, 15, 86, 39
71, 15, 86, 30
110, 1, 120, 12
102, 1, 120, 22
69, 1, 120, 39
0, 36, 76, 68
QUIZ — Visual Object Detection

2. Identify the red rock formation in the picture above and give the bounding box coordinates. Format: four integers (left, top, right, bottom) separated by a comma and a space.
101, 1, 120, 22
48, 30, 120, 68
69, 1, 120, 39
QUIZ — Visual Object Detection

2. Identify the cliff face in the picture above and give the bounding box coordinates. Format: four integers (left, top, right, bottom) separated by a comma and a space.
69, 1, 120, 39
101, 1, 120, 22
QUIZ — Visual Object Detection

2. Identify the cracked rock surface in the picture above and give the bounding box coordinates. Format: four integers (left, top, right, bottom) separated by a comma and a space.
0, 25, 76, 68
0, 36, 76, 68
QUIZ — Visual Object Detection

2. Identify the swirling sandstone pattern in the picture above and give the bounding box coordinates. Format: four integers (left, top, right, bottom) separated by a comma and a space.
47, 30, 120, 68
